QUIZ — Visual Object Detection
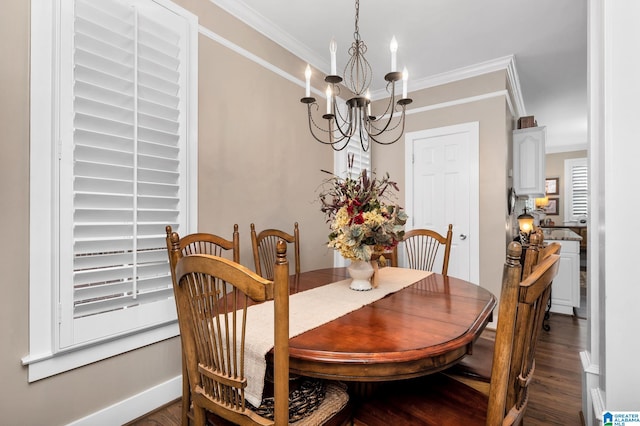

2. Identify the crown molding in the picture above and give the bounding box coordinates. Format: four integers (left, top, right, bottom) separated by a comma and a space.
504, 56, 527, 117
403, 90, 515, 121
208, 0, 330, 72
372, 55, 526, 118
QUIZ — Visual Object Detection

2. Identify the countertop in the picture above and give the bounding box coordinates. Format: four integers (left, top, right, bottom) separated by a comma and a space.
540, 227, 583, 241
541, 223, 586, 228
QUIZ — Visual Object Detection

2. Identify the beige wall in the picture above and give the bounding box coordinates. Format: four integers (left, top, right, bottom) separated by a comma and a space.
372, 71, 514, 318
1, 0, 515, 423
544, 150, 588, 223
1, 0, 33, 421
197, 27, 334, 271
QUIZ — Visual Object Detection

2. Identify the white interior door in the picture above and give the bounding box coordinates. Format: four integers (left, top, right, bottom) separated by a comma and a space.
405, 122, 479, 284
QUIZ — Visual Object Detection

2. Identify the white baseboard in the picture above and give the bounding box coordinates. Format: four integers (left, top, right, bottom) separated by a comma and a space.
66, 375, 182, 426
581, 350, 601, 426
550, 304, 575, 315
591, 387, 605, 426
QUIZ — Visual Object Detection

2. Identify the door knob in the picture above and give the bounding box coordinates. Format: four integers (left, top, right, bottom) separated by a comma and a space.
459, 234, 467, 240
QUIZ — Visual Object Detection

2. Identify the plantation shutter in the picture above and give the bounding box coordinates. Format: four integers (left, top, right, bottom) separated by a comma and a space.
568, 161, 588, 219
59, 0, 189, 347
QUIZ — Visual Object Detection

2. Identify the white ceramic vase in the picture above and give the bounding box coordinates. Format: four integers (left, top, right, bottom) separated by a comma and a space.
347, 260, 374, 291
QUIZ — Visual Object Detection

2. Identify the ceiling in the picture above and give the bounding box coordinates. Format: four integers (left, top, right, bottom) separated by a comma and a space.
211, 0, 588, 153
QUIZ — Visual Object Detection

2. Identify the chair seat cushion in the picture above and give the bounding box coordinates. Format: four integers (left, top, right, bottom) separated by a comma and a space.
292, 382, 350, 426
353, 374, 488, 426
254, 378, 349, 424
206, 381, 349, 426
447, 335, 494, 382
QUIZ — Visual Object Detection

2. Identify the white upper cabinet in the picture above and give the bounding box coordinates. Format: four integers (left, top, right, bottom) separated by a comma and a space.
513, 126, 546, 197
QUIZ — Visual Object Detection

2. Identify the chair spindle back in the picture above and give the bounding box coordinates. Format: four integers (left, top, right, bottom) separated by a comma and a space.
403, 224, 453, 275
250, 222, 300, 280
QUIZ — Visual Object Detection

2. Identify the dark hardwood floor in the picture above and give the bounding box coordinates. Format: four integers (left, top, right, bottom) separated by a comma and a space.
128, 314, 586, 426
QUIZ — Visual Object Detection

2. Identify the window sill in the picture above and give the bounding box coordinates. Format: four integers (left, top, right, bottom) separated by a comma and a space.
22, 322, 179, 382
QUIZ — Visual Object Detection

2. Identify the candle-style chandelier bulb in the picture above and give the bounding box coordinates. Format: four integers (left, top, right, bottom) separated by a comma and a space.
329, 38, 337, 75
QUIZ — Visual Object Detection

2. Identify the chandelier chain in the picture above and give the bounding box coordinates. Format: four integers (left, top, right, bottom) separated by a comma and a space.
354, 0, 360, 40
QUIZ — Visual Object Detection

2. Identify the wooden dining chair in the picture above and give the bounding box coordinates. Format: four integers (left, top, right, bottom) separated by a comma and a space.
444, 235, 561, 394
351, 241, 560, 425
401, 224, 453, 275
375, 250, 398, 267
165, 225, 240, 425
171, 241, 349, 426
251, 222, 300, 280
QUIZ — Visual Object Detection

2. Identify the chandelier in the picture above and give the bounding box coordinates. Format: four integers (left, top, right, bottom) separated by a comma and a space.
300, 0, 412, 152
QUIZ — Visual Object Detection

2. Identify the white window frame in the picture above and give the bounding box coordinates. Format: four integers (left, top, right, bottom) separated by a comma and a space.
23, 0, 198, 382
564, 157, 588, 223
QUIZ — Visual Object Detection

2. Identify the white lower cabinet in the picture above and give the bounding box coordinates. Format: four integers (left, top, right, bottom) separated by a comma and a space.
546, 239, 580, 314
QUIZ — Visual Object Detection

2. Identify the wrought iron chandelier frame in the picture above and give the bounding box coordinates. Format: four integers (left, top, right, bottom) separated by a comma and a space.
301, 0, 412, 152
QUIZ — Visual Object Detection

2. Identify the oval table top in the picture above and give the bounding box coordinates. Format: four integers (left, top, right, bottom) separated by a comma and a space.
283, 267, 496, 382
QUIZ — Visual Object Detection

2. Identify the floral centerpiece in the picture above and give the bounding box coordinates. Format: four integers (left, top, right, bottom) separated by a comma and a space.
319, 168, 408, 264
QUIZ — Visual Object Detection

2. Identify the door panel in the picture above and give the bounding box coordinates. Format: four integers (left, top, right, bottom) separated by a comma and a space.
405, 122, 479, 284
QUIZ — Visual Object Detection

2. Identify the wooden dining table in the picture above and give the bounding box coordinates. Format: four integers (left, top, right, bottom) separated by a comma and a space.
279, 267, 497, 383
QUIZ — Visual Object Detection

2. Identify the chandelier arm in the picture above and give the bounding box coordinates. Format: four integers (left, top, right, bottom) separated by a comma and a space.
366, 105, 401, 136
305, 101, 348, 137
369, 81, 397, 121
369, 89, 412, 131
327, 116, 352, 151
366, 129, 404, 146
332, 89, 352, 126
327, 135, 352, 151
364, 107, 408, 145
366, 80, 403, 135
306, 104, 352, 149
333, 124, 357, 141
307, 103, 333, 134
368, 109, 404, 134
331, 104, 358, 141
370, 97, 395, 121
308, 123, 352, 151
359, 113, 370, 152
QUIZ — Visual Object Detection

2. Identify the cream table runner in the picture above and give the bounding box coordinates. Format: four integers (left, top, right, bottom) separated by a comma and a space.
243, 267, 432, 407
